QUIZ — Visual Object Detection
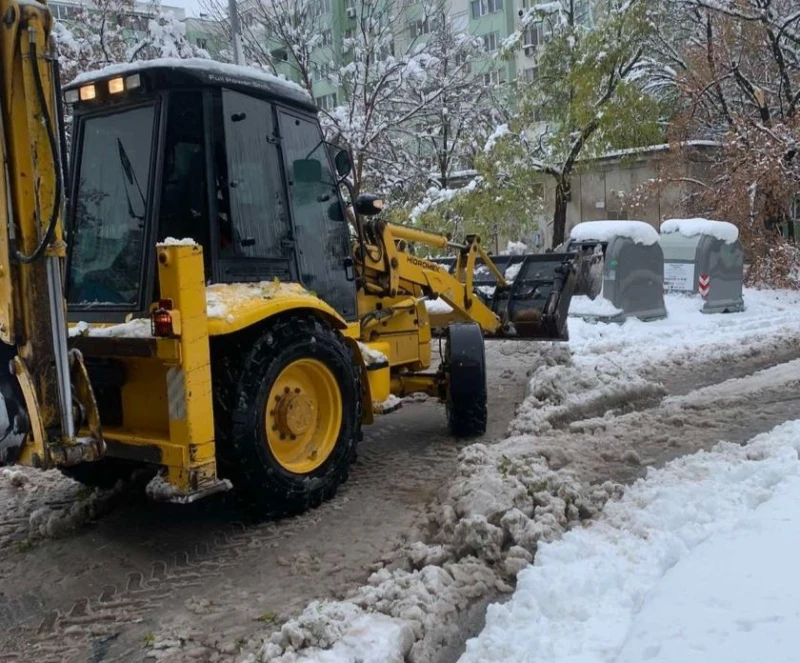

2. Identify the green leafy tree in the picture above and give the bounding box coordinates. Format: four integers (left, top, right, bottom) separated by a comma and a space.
487, 0, 662, 247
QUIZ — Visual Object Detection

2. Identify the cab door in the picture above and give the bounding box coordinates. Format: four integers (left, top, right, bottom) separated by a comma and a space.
276, 110, 356, 320
213, 89, 296, 283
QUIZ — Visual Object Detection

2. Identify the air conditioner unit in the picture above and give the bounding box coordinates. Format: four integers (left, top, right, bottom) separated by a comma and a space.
346, 7, 356, 17
524, 46, 536, 57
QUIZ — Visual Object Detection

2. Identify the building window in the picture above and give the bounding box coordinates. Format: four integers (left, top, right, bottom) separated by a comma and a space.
409, 18, 431, 39
792, 194, 800, 221
311, 0, 331, 17
321, 29, 333, 46
482, 32, 499, 52
471, 0, 502, 19
315, 93, 338, 111
379, 41, 395, 59
483, 70, 504, 85
523, 21, 550, 53
312, 62, 336, 82
523, 66, 537, 82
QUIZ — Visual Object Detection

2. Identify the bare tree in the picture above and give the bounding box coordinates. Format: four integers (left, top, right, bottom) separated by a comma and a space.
56, 0, 205, 83
641, 0, 800, 284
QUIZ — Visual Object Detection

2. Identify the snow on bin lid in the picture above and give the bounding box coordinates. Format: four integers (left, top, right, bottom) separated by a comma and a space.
661, 218, 739, 244
569, 220, 659, 246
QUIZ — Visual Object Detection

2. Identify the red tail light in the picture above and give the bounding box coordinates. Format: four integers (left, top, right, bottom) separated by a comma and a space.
151, 308, 174, 337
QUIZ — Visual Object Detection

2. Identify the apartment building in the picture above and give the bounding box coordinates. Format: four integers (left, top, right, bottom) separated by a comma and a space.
234, 0, 568, 108
50, 0, 186, 27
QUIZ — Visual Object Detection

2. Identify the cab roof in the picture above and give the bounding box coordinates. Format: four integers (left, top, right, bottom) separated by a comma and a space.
65, 58, 316, 112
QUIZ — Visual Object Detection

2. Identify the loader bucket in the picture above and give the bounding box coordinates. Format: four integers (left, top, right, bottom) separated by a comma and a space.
432, 253, 584, 341
480, 254, 580, 340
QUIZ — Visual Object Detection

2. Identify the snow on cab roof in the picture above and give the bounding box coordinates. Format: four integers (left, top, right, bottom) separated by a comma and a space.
570, 220, 659, 246
661, 218, 739, 244
69, 58, 311, 101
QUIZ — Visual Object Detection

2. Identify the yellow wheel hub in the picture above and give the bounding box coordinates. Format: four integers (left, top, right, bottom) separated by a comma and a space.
266, 358, 342, 474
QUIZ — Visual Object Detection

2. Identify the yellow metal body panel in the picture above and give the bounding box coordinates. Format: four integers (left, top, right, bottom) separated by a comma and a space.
205, 281, 348, 336
154, 244, 220, 493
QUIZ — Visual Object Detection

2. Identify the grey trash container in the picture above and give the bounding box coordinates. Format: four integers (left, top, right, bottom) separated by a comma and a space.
660, 218, 744, 314
568, 220, 667, 321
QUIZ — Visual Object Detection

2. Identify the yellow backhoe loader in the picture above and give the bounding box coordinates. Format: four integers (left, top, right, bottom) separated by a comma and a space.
0, 0, 601, 514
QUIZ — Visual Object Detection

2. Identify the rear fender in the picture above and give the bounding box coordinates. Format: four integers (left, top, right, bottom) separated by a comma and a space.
205, 281, 348, 336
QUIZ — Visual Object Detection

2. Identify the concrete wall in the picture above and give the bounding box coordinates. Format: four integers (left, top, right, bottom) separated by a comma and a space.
533, 143, 719, 248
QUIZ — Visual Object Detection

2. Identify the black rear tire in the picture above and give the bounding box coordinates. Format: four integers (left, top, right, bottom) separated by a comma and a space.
212, 315, 361, 517
445, 323, 488, 438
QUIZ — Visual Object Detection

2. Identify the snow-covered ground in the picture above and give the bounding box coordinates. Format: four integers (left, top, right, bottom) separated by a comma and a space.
252, 287, 800, 663
569, 288, 800, 372
461, 420, 800, 663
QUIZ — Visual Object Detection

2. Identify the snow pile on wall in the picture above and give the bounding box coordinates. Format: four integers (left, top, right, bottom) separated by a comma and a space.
569, 220, 659, 246
460, 420, 800, 662
661, 217, 739, 243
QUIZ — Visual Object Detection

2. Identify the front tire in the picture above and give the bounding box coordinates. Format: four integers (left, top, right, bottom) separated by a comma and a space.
445, 323, 488, 438
213, 315, 361, 517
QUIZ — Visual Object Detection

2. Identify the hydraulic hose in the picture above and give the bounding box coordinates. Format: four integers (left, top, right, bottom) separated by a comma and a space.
15, 37, 62, 264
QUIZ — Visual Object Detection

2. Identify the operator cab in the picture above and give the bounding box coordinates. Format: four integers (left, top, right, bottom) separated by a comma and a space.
63, 59, 356, 323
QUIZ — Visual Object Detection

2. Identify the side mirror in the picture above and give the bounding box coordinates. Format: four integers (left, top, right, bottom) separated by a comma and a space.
355, 194, 384, 217
333, 149, 352, 177
293, 158, 323, 183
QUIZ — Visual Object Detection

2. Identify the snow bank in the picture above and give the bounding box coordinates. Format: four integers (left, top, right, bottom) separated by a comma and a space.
661, 217, 739, 243
568, 288, 800, 373
570, 220, 659, 246
461, 420, 800, 663
568, 295, 624, 318
263, 558, 505, 663
249, 287, 800, 663
509, 348, 665, 436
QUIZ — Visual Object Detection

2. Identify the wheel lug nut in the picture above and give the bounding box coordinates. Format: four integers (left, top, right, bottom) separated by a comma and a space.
295, 388, 301, 393
290, 435, 296, 440
280, 434, 286, 440
272, 425, 278, 431
284, 387, 290, 393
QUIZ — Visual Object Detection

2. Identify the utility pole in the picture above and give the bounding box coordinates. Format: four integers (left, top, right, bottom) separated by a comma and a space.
228, 0, 244, 65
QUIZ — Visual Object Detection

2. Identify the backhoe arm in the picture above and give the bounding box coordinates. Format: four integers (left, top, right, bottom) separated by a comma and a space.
0, 0, 103, 467
354, 219, 579, 339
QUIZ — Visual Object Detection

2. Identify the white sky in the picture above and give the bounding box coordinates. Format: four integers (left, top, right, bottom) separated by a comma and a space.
165, 0, 208, 18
